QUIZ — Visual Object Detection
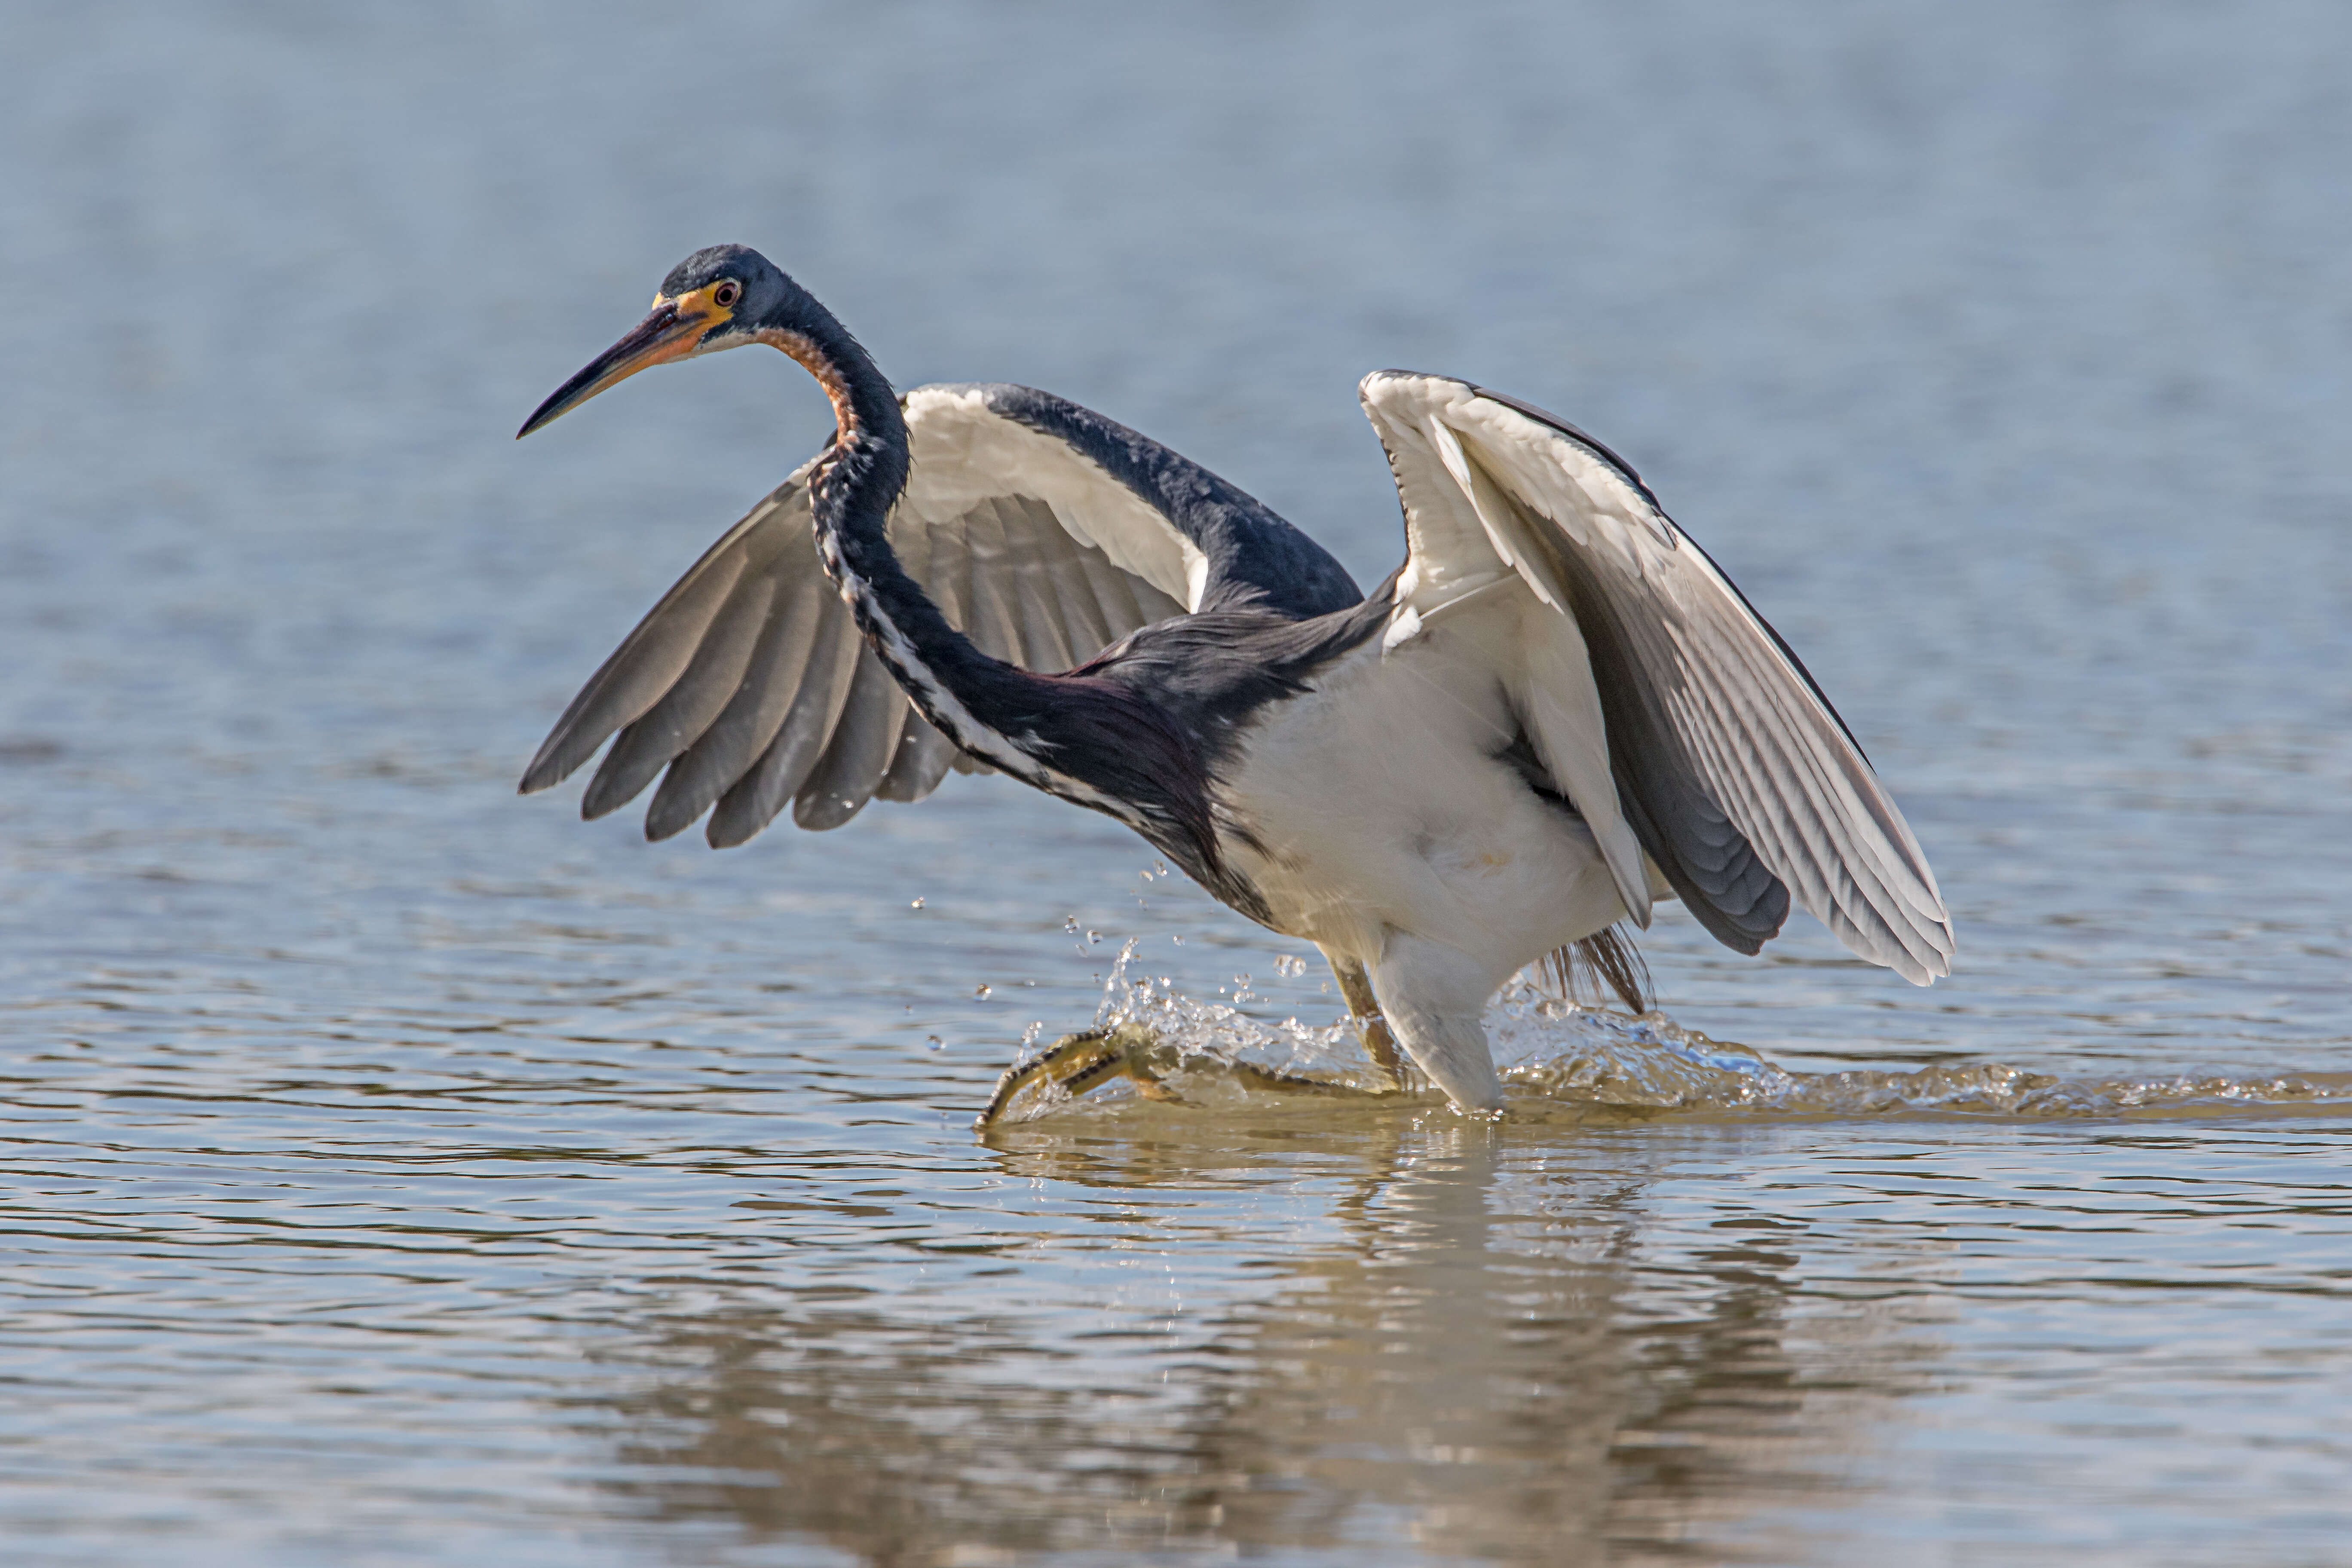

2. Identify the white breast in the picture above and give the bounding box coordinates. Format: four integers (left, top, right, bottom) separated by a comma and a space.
1216, 618, 1631, 980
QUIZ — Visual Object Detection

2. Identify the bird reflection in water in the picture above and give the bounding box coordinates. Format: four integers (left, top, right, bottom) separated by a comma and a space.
585, 1122, 1942, 1564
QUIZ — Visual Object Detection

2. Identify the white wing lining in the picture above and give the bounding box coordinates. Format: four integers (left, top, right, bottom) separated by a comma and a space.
898, 386, 1205, 611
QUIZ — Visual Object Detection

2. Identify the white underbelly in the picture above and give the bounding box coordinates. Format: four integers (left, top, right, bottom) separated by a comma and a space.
1216, 631, 1628, 974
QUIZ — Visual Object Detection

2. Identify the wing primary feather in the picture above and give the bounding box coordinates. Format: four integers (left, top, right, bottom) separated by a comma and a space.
1676, 566, 1938, 912
794, 643, 908, 830
876, 714, 959, 802
643, 570, 828, 841
580, 565, 776, 821
1609, 740, 1786, 954
704, 593, 860, 847
1525, 511, 1780, 919
521, 477, 809, 795
1571, 566, 1793, 947
522, 546, 751, 796
1672, 613, 1949, 970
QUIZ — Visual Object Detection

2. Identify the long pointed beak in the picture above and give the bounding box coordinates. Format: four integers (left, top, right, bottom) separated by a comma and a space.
517, 300, 715, 438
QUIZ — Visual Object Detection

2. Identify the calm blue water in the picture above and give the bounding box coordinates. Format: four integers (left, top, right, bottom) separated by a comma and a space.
2, 3, 2349, 1563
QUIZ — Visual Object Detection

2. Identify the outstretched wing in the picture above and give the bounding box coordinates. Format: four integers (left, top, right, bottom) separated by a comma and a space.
1360, 371, 1953, 984
521, 382, 1360, 848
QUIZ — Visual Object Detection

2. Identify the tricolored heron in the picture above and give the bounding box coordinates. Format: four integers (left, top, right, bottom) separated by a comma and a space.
517, 244, 1953, 1124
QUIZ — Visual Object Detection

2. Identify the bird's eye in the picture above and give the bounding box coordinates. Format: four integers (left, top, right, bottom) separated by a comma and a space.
712, 280, 742, 308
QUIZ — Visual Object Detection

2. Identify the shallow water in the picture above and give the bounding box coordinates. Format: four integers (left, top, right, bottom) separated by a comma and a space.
3, 2, 2350, 1563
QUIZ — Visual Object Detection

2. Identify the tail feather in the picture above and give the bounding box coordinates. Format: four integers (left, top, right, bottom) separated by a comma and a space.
1541, 925, 1652, 1014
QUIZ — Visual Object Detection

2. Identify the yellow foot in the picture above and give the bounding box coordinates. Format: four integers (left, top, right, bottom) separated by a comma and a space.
974, 1021, 1405, 1132
974, 1023, 1176, 1131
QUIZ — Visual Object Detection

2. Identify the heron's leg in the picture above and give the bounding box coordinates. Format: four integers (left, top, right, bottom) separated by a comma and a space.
974, 1021, 1183, 1131
1321, 946, 1408, 1091
974, 1008, 1406, 1133
1366, 934, 1507, 1112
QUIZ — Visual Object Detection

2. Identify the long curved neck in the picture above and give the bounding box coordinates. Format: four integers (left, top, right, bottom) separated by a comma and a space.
760, 309, 906, 532
763, 311, 1045, 763
758, 313, 960, 662
768, 309, 1240, 897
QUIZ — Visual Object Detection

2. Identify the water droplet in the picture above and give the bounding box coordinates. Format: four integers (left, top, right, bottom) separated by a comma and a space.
1170, 934, 1184, 946
1085, 930, 1102, 946
1065, 917, 1079, 934
909, 897, 926, 910
1155, 860, 1169, 877
1021, 1022, 1044, 1048
926, 1035, 945, 1050
1274, 954, 1308, 979
973, 983, 992, 1000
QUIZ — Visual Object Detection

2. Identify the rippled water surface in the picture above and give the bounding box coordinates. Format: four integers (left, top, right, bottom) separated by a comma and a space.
4, 3, 2350, 1563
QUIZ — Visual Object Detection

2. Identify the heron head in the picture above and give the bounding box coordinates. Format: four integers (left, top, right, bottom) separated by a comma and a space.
518, 243, 816, 438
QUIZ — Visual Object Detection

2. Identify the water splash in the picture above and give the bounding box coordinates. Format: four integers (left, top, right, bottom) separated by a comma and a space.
1091, 942, 1344, 1053
985, 946, 2352, 1126
1488, 986, 2352, 1118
